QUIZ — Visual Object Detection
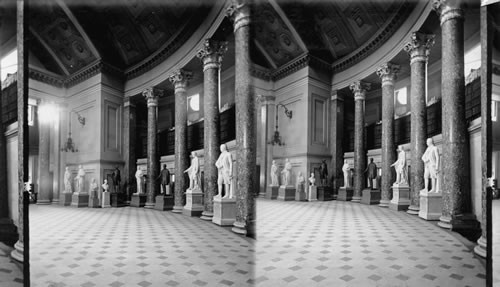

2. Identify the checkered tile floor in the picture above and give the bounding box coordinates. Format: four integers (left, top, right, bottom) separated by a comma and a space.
0, 242, 23, 286
255, 199, 486, 287
30, 205, 254, 287
493, 199, 499, 285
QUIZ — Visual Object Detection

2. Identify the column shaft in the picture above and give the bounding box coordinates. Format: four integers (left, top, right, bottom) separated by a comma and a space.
227, 2, 256, 237
330, 92, 344, 193
143, 89, 161, 208
123, 99, 136, 200
0, 74, 8, 217
259, 96, 275, 197
37, 103, 52, 204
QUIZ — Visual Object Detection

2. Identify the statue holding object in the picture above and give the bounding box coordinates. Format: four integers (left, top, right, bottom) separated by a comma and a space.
64, 166, 72, 193
422, 138, 440, 192
391, 145, 408, 185
215, 144, 233, 199
184, 151, 201, 190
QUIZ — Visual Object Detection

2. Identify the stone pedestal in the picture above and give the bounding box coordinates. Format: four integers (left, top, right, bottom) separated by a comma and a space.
111, 193, 125, 207
130, 194, 146, 207
308, 186, 317, 201
277, 186, 295, 201
102, 192, 111, 208
389, 184, 410, 211
212, 196, 236, 226
317, 186, 333, 201
71, 193, 89, 208
154, 195, 174, 211
361, 188, 381, 205
88, 196, 100, 208
266, 185, 279, 199
418, 190, 442, 220
295, 185, 307, 201
59, 192, 72, 206
337, 187, 353, 201
183, 188, 204, 217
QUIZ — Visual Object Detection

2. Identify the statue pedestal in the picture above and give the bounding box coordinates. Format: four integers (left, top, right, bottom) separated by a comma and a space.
71, 192, 89, 208
337, 187, 353, 201
277, 186, 295, 201
101, 192, 111, 208
308, 186, 317, 201
361, 188, 381, 205
183, 187, 204, 217
154, 195, 174, 211
389, 184, 410, 211
295, 185, 307, 201
88, 196, 100, 208
266, 185, 279, 199
317, 186, 333, 201
130, 194, 146, 207
212, 196, 236, 226
111, 193, 125, 207
59, 192, 72, 206
418, 190, 442, 220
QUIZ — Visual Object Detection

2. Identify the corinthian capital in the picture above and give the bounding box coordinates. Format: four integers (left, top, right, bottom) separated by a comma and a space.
349, 81, 371, 101
376, 62, 400, 87
196, 39, 228, 71
403, 32, 435, 64
226, 0, 250, 31
142, 87, 163, 107
432, 0, 464, 25
168, 69, 193, 93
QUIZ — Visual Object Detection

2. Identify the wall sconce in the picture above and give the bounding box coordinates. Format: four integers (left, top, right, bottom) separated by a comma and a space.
61, 110, 84, 152
268, 103, 293, 146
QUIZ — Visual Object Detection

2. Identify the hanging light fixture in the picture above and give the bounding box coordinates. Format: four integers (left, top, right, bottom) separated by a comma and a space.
61, 110, 85, 152
268, 103, 292, 146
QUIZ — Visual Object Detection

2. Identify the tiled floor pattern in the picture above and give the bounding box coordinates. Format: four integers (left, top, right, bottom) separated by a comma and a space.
255, 199, 486, 287
30, 205, 254, 287
0, 242, 23, 286
493, 199, 499, 285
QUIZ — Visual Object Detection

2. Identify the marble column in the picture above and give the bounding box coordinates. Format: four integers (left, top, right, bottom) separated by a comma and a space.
143, 88, 162, 209
433, 0, 478, 229
259, 95, 275, 197
474, 5, 492, 258
227, 1, 256, 237
330, 91, 344, 193
349, 81, 370, 203
403, 32, 434, 215
169, 70, 192, 213
123, 98, 136, 200
376, 63, 400, 207
197, 39, 228, 220
51, 104, 60, 204
37, 101, 52, 204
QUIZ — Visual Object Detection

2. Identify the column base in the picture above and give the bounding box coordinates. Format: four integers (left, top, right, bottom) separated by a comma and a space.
200, 211, 214, 221
172, 205, 183, 213
438, 214, 480, 234
36, 199, 51, 205
183, 188, 204, 217
0, 218, 18, 246
277, 186, 295, 201
111, 193, 126, 207
407, 205, 420, 215
71, 193, 89, 208
51, 198, 59, 204
317, 186, 334, 201
130, 194, 146, 207
232, 220, 247, 236
212, 196, 236, 226
10, 240, 23, 263
295, 186, 307, 201
389, 184, 410, 211
266, 185, 279, 199
337, 187, 353, 201
378, 199, 390, 208
361, 188, 380, 205
88, 197, 100, 208
351, 196, 361, 203
101, 192, 111, 208
154, 195, 174, 211
308, 186, 318, 201
144, 202, 155, 209
418, 190, 442, 220
59, 193, 72, 206
473, 236, 487, 258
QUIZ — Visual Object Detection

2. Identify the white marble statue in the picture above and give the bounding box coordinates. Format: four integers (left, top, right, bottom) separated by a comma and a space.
184, 151, 200, 190
74, 165, 85, 193
215, 144, 233, 199
102, 179, 109, 193
135, 168, 144, 195
422, 138, 440, 192
297, 172, 305, 192
90, 178, 98, 198
309, 173, 316, 186
270, 160, 279, 186
64, 166, 72, 193
391, 145, 408, 185
281, 158, 292, 186
342, 160, 351, 188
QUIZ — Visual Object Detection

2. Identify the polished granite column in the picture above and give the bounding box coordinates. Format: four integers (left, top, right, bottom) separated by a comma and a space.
197, 39, 228, 220
330, 91, 344, 194
227, 1, 256, 237
37, 101, 52, 205
433, 0, 478, 230
403, 32, 434, 215
376, 63, 399, 208
123, 98, 136, 200
143, 88, 162, 209
349, 81, 370, 203
169, 70, 192, 213
259, 95, 275, 198
51, 103, 60, 204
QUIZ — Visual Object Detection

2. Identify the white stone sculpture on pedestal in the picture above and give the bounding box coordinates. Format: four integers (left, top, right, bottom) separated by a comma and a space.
101, 179, 111, 208
134, 168, 143, 195
281, 158, 292, 187
74, 165, 85, 193
342, 160, 351, 188
391, 145, 408, 185
422, 138, 440, 192
184, 151, 201, 191
64, 166, 72, 193
215, 144, 233, 199
270, 160, 279, 186
308, 173, 316, 186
